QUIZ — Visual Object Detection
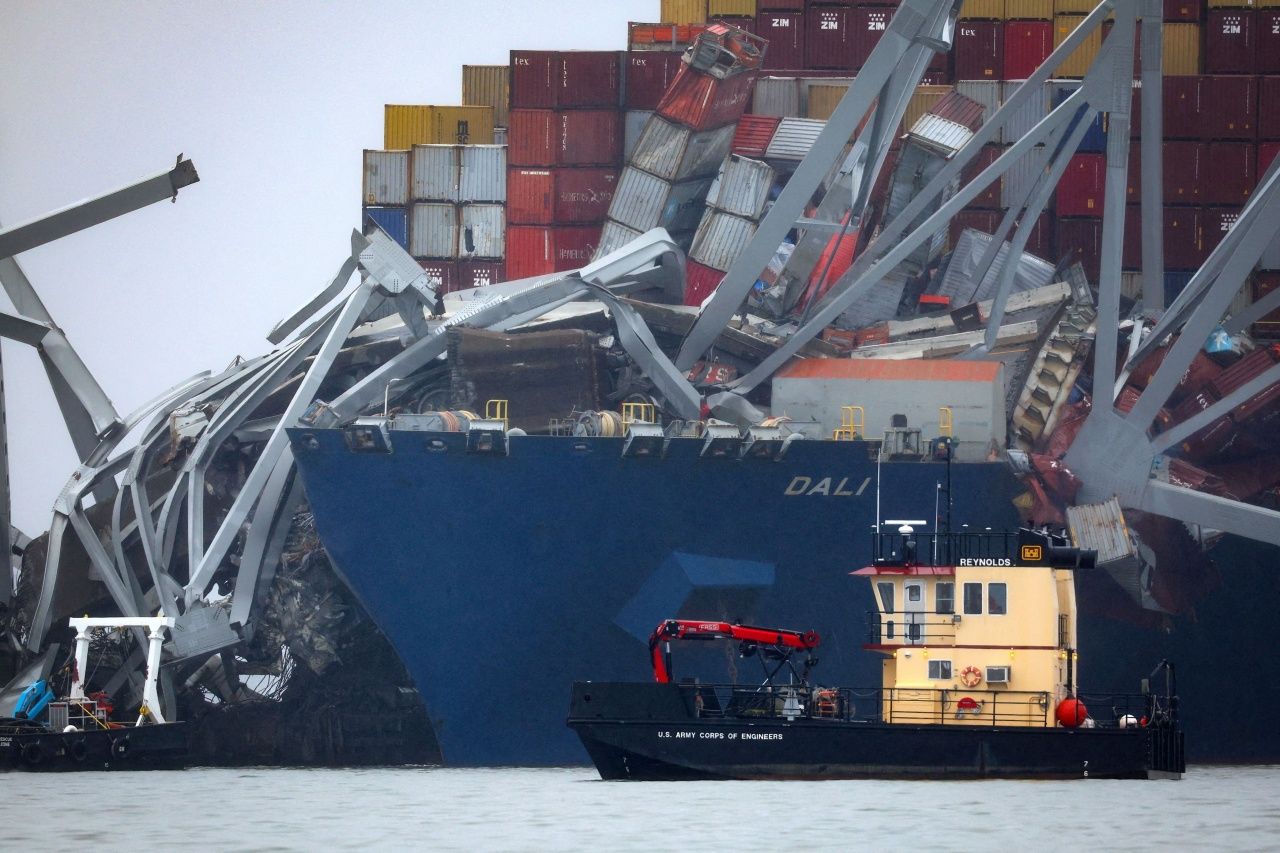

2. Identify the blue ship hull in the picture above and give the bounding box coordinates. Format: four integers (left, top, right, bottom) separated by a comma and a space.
289, 428, 1022, 765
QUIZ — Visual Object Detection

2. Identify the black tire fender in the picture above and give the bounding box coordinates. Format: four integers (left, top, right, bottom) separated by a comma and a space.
21, 741, 44, 766
68, 737, 88, 763
110, 734, 130, 759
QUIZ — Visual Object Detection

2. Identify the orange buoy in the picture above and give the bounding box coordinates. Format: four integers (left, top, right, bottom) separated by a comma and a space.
1056, 697, 1089, 728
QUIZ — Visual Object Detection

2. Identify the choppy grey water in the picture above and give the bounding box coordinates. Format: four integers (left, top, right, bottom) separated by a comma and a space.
5, 765, 1276, 850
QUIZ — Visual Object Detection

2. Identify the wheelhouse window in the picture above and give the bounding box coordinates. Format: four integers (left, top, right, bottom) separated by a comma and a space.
877, 581, 895, 614
963, 582, 983, 615
907, 584, 921, 603
988, 582, 1008, 615
928, 660, 952, 679
935, 582, 954, 615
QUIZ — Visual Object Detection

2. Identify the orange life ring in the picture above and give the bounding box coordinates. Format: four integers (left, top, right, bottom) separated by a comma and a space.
960, 665, 983, 688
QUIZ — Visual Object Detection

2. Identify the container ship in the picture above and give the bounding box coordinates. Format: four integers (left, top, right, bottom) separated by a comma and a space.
6, 0, 1280, 768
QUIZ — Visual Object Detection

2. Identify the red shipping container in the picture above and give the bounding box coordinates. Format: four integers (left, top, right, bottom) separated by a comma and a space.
1126, 145, 1140, 203
1130, 84, 1140, 140
510, 51, 622, 110
949, 209, 1000, 246
1204, 10, 1256, 76
508, 110, 621, 167
1164, 207, 1205, 270
1056, 218, 1103, 282
806, 6, 856, 71
455, 259, 505, 291
1259, 11, 1280, 75
852, 7, 893, 71
1122, 204, 1141, 270
1002, 22, 1052, 81
624, 52, 684, 110
963, 143, 1003, 210
685, 260, 725, 306
1261, 77, 1280, 140
1252, 272, 1280, 338
1171, 388, 1235, 462
417, 259, 457, 294
1200, 76, 1257, 141
1202, 206, 1243, 257
919, 70, 951, 85
1204, 142, 1257, 206
1162, 141, 1206, 206
1259, 141, 1280, 176
505, 225, 602, 279
731, 114, 782, 158
1162, 76, 1201, 140
506, 167, 619, 225
1024, 211, 1055, 261
758, 12, 806, 69
954, 21, 1003, 80
656, 64, 758, 131
1164, 0, 1202, 22
1057, 154, 1106, 218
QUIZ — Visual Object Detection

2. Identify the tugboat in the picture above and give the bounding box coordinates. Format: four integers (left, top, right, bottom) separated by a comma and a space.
1, 616, 189, 771
567, 526, 1185, 780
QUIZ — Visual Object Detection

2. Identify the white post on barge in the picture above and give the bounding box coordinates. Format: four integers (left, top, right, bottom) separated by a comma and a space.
67, 616, 176, 725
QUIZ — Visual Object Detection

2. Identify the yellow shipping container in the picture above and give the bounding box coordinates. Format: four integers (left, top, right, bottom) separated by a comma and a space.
1259, 0, 1280, 7
384, 105, 494, 150
959, 0, 1005, 18
1004, 0, 1053, 19
806, 83, 850, 120
661, 0, 708, 24
1052, 0, 1097, 12
1051, 15, 1102, 78
1207, 0, 1256, 6
902, 85, 952, 132
1160, 23, 1201, 75
462, 65, 510, 128
708, 0, 754, 15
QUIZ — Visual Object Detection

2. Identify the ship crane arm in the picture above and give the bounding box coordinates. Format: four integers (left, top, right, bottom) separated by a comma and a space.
648, 619, 820, 684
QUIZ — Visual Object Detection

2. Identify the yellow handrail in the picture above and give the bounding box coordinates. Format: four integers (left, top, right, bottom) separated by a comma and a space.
485, 399, 509, 430
833, 405, 864, 440
621, 401, 657, 426
939, 406, 953, 438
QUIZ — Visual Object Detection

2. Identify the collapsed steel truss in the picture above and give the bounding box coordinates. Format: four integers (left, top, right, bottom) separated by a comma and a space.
6, 0, 1280, 719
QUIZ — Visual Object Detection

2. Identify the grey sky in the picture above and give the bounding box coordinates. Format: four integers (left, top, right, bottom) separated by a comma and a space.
1, 0, 655, 535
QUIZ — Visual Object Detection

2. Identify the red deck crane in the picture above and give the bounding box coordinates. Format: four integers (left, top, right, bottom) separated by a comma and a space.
648, 619, 821, 684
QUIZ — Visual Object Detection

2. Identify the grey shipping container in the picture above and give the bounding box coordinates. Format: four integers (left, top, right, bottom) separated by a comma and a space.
493, 127, 508, 146
630, 117, 737, 182
363, 149, 410, 206
459, 145, 507, 203
999, 80, 1049, 143
412, 145, 460, 202
764, 117, 826, 162
608, 167, 715, 234
594, 219, 646, 259
459, 203, 506, 258
624, 110, 654, 161
752, 77, 803, 118
689, 209, 758, 272
409, 202, 459, 258
954, 80, 1000, 141
706, 155, 775, 220
937, 227, 1055, 305
907, 114, 976, 157
1001, 144, 1051, 210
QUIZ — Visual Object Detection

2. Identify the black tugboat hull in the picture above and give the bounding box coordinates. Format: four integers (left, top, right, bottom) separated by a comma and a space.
568, 684, 1184, 781
0, 723, 189, 772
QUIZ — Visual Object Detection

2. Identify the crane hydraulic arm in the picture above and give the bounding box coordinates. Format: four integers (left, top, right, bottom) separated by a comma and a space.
648, 619, 821, 684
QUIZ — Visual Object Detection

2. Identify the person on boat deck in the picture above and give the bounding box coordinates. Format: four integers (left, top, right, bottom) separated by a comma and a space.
431, 288, 446, 319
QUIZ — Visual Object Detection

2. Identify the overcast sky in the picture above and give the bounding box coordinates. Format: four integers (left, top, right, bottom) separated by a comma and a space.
0, 0, 654, 535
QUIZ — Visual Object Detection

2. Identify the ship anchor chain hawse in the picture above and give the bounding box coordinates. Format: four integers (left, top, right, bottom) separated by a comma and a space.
3, 0, 1280, 767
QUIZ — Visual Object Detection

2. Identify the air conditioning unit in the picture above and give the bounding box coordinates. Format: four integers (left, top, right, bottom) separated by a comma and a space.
986, 665, 1011, 684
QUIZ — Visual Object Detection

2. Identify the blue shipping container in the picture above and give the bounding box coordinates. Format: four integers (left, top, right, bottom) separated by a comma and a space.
1164, 271, 1194, 305
362, 206, 409, 251
1049, 83, 1107, 155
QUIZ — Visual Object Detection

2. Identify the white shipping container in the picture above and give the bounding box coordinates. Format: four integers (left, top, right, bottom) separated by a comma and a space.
412, 145, 460, 202
706, 155, 774, 220
594, 219, 646, 260
752, 77, 802, 118
459, 204, 505, 258
1000, 80, 1049, 144
409, 203, 458, 258
954, 81, 1000, 141
624, 110, 654, 161
363, 149, 410, 206
1001, 144, 1051, 210
630, 117, 737, 182
609, 167, 714, 234
459, 145, 507, 203
764, 118, 825, 162
689, 209, 757, 272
